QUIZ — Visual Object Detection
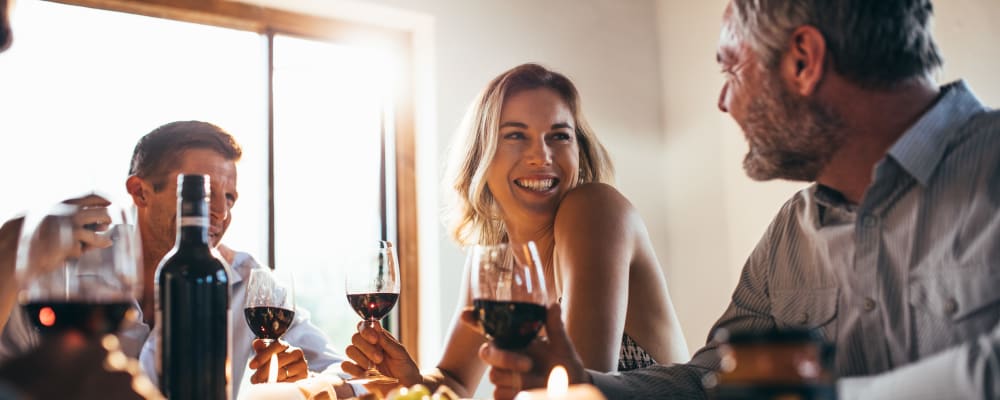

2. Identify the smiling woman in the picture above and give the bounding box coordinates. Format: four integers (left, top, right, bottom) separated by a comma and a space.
341, 63, 690, 400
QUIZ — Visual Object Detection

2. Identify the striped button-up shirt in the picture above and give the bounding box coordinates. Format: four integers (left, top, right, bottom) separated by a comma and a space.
591, 80, 1000, 399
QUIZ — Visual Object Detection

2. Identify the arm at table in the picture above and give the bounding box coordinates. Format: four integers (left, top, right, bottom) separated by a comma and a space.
838, 329, 999, 400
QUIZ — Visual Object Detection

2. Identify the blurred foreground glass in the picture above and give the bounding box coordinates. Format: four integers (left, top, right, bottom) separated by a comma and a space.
471, 242, 548, 350
16, 199, 141, 339
705, 328, 836, 400
344, 240, 400, 384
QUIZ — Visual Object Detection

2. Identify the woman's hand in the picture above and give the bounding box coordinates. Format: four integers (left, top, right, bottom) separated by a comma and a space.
343, 321, 423, 393
248, 339, 310, 383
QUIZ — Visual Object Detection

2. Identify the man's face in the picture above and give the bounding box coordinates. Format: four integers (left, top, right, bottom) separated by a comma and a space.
716, 9, 845, 182
1, 0, 12, 53
139, 148, 239, 254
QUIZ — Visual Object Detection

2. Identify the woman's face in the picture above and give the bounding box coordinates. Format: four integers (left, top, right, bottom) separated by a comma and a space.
485, 87, 580, 223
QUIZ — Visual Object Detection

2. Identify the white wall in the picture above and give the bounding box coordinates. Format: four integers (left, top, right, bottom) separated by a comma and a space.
240, 0, 1000, 395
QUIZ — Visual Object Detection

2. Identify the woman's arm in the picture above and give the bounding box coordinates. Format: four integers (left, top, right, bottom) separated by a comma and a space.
552, 182, 637, 372
427, 249, 489, 396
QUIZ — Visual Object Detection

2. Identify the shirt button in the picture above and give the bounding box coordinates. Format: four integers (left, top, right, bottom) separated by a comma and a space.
863, 298, 876, 311
862, 215, 878, 228
944, 298, 958, 316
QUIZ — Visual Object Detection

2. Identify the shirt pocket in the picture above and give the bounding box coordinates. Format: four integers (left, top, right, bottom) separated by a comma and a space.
909, 264, 1000, 333
769, 288, 839, 337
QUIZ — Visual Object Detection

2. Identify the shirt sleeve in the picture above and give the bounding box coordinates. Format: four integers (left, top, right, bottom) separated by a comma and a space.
837, 328, 999, 400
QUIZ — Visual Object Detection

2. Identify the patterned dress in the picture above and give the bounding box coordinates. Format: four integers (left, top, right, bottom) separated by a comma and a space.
618, 333, 657, 371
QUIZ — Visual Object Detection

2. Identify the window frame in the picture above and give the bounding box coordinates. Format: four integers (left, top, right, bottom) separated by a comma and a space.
45, 0, 423, 363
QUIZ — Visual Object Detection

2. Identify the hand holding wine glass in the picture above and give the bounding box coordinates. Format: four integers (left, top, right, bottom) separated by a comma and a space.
243, 268, 308, 383
344, 240, 401, 385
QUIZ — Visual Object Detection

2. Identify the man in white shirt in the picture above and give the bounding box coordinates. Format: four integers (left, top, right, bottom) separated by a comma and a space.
1, 120, 362, 398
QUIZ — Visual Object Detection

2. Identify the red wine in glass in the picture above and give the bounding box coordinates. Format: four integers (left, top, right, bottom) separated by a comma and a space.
347, 292, 399, 321
244, 268, 296, 344
344, 241, 400, 384
471, 242, 549, 350
472, 299, 546, 350
24, 300, 134, 338
243, 306, 296, 341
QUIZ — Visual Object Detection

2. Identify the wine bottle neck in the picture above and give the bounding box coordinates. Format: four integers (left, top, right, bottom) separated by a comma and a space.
176, 197, 210, 248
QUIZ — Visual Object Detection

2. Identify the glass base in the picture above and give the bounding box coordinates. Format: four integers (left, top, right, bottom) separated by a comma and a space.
346, 373, 399, 385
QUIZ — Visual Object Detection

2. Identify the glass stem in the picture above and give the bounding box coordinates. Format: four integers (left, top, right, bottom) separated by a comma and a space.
367, 319, 380, 375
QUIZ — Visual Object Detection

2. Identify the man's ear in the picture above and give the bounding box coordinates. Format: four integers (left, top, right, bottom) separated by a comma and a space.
781, 25, 827, 96
125, 176, 148, 207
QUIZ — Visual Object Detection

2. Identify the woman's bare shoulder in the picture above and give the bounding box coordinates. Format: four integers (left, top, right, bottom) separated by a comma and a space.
556, 182, 636, 224
553, 182, 643, 249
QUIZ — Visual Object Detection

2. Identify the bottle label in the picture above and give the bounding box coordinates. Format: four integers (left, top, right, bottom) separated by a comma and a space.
180, 216, 209, 227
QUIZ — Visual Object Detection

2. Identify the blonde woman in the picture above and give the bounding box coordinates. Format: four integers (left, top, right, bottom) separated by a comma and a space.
343, 63, 688, 398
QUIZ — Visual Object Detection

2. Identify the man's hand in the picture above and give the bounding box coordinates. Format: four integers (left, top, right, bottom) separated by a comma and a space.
462, 303, 590, 400
248, 339, 309, 383
342, 321, 423, 395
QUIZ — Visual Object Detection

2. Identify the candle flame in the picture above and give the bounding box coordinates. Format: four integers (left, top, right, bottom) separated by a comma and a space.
268, 353, 278, 383
547, 365, 568, 396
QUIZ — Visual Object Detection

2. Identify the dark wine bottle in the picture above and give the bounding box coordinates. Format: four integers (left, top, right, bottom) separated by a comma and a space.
155, 174, 231, 399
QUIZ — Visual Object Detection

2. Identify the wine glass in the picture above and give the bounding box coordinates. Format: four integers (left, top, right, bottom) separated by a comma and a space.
471, 241, 548, 350
344, 240, 400, 384
16, 197, 142, 340
244, 268, 296, 345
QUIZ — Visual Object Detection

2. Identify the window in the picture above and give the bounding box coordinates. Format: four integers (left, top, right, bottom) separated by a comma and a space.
0, 0, 419, 356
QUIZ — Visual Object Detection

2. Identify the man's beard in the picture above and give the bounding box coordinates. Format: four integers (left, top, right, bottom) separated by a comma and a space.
741, 70, 846, 182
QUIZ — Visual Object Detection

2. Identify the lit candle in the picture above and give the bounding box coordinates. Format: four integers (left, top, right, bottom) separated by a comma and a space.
513, 365, 606, 400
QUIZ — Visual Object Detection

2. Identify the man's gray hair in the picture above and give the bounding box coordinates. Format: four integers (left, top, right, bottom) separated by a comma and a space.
729, 0, 943, 89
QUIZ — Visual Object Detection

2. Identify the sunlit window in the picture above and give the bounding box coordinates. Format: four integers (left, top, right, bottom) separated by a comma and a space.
0, 0, 398, 348
272, 34, 396, 341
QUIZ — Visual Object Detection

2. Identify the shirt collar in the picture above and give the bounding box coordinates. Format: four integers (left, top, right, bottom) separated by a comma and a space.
887, 80, 988, 186
229, 250, 250, 285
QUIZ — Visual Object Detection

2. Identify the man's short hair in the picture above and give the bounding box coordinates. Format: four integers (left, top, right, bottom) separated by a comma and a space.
128, 120, 242, 191
730, 0, 944, 89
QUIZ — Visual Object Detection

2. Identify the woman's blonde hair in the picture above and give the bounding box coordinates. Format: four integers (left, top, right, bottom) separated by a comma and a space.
444, 63, 615, 246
